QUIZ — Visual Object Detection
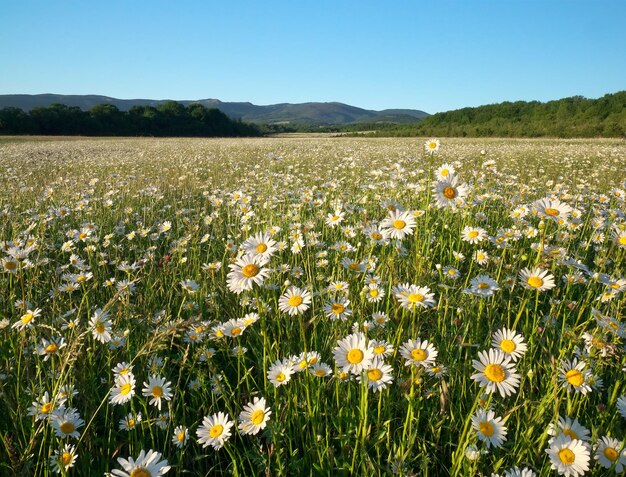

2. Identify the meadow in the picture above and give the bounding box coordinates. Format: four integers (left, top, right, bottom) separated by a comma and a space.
1, 136, 625, 476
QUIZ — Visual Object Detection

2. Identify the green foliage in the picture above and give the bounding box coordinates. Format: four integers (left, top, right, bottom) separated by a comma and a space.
0, 102, 263, 137
346, 92, 626, 138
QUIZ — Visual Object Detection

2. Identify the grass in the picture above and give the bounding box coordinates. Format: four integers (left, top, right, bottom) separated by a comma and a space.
0, 137, 625, 476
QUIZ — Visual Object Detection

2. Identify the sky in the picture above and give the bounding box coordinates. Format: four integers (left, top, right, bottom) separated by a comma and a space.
1, 0, 625, 113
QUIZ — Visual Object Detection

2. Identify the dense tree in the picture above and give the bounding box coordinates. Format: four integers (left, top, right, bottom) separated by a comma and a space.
0, 103, 262, 137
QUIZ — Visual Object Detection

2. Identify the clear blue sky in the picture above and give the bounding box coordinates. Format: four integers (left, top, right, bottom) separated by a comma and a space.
1, 0, 624, 113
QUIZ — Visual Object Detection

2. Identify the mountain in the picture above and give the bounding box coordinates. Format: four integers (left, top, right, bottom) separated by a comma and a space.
0, 94, 429, 126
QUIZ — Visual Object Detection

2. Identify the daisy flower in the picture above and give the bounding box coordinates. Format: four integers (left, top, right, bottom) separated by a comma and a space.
89, 308, 112, 343
196, 411, 234, 450
172, 425, 189, 448
365, 284, 385, 303
424, 138, 440, 153
471, 408, 507, 448
471, 349, 521, 397
326, 210, 345, 228
463, 274, 499, 297
473, 249, 489, 265
278, 286, 312, 316
503, 467, 536, 477
324, 297, 351, 321
558, 359, 592, 395
534, 197, 573, 223
12, 308, 42, 331
491, 328, 527, 361
519, 267, 556, 291
393, 283, 436, 310
51, 408, 84, 439
434, 176, 470, 209
180, 279, 199, 294
435, 163, 455, 180
109, 373, 136, 406
359, 356, 394, 392
461, 226, 487, 244
267, 358, 294, 387
110, 449, 171, 476
595, 435, 626, 471
399, 338, 438, 368
333, 332, 374, 375
226, 254, 269, 294
380, 210, 416, 240
28, 392, 58, 421
238, 396, 272, 436
142, 375, 173, 411
241, 232, 278, 260
50, 444, 78, 474
545, 434, 590, 477
309, 362, 332, 377
548, 416, 590, 443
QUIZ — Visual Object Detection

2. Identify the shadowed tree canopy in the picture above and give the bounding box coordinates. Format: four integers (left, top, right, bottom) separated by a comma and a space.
0, 102, 262, 137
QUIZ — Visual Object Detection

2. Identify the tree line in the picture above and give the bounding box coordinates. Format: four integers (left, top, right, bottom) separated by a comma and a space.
345, 91, 626, 138
0, 101, 263, 137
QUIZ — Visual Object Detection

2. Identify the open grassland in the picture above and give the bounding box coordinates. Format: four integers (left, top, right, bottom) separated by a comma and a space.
1, 137, 626, 476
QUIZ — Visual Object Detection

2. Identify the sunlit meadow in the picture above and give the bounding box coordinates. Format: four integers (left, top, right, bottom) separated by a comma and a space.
1, 136, 625, 476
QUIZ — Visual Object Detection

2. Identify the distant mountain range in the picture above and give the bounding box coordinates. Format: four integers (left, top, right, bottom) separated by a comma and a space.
0, 94, 429, 126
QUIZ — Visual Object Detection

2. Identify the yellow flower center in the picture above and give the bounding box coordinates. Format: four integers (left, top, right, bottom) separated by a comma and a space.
441, 169, 449, 176
152, 386, 163, 398
130, 468, 151, 477
370, 289, 379, 297
393, 220, 406, 230
372, 232, 382, 240
287, 295, 303, 307
231, 327, 242, 336
60, 452, 73, 466
563, 429, 578, 440
241, 264, 259, 278
41, 402, 53, 414
21, 313, 34, 324
565, 369, 584, 387
96, 322, 105, 333
331, 304, 345, 315
411, 348, 427, 361
468, 231, 479, 238
77, 275, 87, 282
347, 349, 364, 364
314, 369, 327, 377
428, 142, 437, 149
479, 421, 495, 437
4, 261, 17, 270
544, 207, 560, 216
477, 282, 490, 289
60, 422, 75, 434
348, 263, 361, 271
373, 345, 385, 354
484, 364, 506, 382
618, 236, 626, 246
408, 293, 424, 303
255, 243, 268, 253
127, 419, 135, 428
120, 383, 132, 395
604, 447, 619, 462
177, 431, 186, 442
251, 410, 265, 425
45, 343, 59, 354
558, 448, 576, 465
209, 424, 224, 438
275, 372, 286, 382
527, 276, 543, 288
499, 339, 516, 353
367, 368, 383, 381
442, 187, 457, 199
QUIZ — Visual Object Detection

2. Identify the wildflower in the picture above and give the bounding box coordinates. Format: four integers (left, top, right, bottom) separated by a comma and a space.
180, 279, 199, 294
196, 411, 234, 450
434, 176, 470, 209
595, 436, 626, 471
12, 308, 42, 331
534, 197, 573, 223
435, 163, 455, 180
226, 254, 269, 294
172, 425, 189, 448
519, 267, 556, 291
110, 449, 170, 476
545, 434, 590, 477
51, 408, 84, 439
241, 232, 277, 260
333, 332, 374, 375
267, 358, 294, 387
394, 283, 436, 310
380, 210, 416, 240
36, 337, 66, 360
491, 328, 527, 361
324, 297, 351, 321
89, 308, 112, 343
473, 249, 489, 265
119, 412, 142, 431
238, 397, 271, 435
28, 392, 58, 421
548, 416, 590, 443
461, 226, 487, 244
109, 373, 136, 406
359, 356, 394, 392
424, 138, 440, 153
50, 444, 77, 474
399, 338, 438, 368
471, 408, 507, 448
278, 286, 312, 316
309, 362, 332, 377
471, 349, 520, 397
142, 375, 173, 411
464, 275, 499, 297
558, 359, 592, 395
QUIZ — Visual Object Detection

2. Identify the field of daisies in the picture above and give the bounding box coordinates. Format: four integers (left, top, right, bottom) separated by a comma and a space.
1, 136, 625, 476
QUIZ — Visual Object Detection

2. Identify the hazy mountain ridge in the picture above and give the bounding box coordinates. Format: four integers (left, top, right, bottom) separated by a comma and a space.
0, 94, 429, 125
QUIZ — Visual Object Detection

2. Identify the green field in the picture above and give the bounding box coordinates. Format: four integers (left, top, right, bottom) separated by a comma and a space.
1, 137, 625, 476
